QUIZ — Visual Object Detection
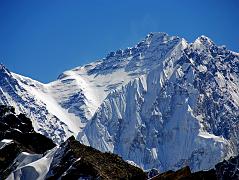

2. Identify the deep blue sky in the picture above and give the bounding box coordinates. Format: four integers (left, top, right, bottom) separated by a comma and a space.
0, 0, 238, 83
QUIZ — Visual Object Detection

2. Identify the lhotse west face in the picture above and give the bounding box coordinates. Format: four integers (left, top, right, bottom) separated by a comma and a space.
0, 32, 238, 172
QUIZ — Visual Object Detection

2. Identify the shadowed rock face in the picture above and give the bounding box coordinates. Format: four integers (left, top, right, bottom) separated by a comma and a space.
215, 155, 239, 180
0, 105, 56, 179
0, 105, 56, 153
46, 136, 147, 180
151, 155, 239, 180
152, 166, 191, 180
151, 166, 216, 180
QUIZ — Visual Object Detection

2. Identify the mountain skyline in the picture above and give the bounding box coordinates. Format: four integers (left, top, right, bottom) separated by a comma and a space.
1, 1, 239, 179
1, 0, 239, 83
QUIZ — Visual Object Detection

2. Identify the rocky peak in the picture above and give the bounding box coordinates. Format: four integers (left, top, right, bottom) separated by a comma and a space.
152, 154, 239, 179
0, 64, 11, 78
0, 105, 56, 179
192, 35, 215, 52
46, 136, 147, 179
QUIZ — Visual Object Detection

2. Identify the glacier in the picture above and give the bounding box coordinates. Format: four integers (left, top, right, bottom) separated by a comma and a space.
0, 32, 238, 172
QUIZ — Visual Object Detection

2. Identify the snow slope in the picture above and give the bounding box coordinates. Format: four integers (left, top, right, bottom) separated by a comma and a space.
7, 148, 57, 180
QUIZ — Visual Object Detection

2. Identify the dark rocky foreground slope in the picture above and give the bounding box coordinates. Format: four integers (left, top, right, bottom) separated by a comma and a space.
46, 136, 146, 179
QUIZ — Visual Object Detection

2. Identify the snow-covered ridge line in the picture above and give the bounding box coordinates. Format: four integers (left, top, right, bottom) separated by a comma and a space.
0, 32, 185, 142
0, 32, 238, 173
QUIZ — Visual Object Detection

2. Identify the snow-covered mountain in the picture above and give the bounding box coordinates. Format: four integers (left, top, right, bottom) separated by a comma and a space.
0, 32, 184, 143
0, 32, 238, 172
79, 34, 239, 172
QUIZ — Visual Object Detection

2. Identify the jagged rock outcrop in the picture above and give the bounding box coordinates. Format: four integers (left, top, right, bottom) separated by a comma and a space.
151, 154, 239, 180
46, 136, 146, 179
0, 105, 55, 179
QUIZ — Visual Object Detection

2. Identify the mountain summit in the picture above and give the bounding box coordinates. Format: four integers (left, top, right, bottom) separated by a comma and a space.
0, 32, 238, 173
